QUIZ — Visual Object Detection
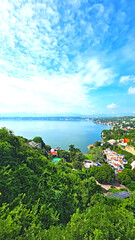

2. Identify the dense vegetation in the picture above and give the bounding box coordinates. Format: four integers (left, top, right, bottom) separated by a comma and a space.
0, 128, 135, 239
102, 128, 135, 142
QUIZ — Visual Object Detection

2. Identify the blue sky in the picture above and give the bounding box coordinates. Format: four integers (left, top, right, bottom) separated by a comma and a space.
0, 0, 135, 116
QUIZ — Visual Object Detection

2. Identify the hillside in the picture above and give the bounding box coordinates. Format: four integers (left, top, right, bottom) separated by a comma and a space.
0, 128, 134, 239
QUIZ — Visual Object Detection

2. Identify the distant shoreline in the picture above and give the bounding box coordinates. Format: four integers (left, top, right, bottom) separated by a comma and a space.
0, 117, 94, 121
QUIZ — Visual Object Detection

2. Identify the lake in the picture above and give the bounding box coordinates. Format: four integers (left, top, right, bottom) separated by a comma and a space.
0, 120, 110, 153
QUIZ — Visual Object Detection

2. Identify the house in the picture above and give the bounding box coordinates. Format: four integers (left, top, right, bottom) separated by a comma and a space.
107, 139, 117, 146
123, 138, 130, 143
122, 128, 127, 131
131, 161, 135, 170
49, 149, 58, 156
83, 160, 94, 168
28, 141, 42, 149
120, 142, 127, 147
110, 163, 122, 171
103, 149, 126, 172
87, 144, 94, 149
55, 146, 60, 151
122, 159, 128, 164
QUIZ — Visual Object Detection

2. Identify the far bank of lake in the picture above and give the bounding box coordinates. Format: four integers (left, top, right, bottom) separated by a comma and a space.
0, 119, 110, 153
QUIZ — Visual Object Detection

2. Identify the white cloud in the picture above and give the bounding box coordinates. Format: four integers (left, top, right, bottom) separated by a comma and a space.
0, 58, 115, 114
107, 103, 117, 109
133, 111, 135, 114
120, 75, 135, 84
0, 73, 90, 114
128, 87, 135, 94
75, 58, 115, 87
0, 0, 127, 114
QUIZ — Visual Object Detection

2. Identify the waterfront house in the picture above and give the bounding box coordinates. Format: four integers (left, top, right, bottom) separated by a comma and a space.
87, 144, 94, 149
49, 149, 58, 156
55, 147, 60, 151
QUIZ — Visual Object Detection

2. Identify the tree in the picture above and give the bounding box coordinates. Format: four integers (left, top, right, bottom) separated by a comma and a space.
69, 144, 75, 152
58, 150, 70, 162
90, 164, 115, 183
93, 148, 105, 163
117, 172, 131, 185
80, 177, 102, 208
94, 141, 101, 147
33, 136, 45, 148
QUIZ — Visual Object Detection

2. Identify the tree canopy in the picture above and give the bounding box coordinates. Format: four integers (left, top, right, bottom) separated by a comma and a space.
0, 128, 134, 239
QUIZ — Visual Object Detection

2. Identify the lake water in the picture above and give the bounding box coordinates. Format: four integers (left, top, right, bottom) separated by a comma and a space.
0, 120, 110, 153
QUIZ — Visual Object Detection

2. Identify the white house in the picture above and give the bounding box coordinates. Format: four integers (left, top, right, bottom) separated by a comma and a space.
131, 161, 135, 170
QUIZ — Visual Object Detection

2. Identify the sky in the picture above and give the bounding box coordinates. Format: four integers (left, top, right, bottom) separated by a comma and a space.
0, 0, 135, 116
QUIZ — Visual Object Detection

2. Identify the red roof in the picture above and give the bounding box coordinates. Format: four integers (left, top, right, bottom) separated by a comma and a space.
119, 160, 122, 164
49, 151, 57, 156
123, 138, 130, 143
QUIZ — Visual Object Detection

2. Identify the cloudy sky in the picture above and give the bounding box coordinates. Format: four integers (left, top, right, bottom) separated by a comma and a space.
0, 0, 135, 116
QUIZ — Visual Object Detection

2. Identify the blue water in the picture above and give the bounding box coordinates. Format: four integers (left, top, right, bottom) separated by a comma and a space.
0, 120, 110, 153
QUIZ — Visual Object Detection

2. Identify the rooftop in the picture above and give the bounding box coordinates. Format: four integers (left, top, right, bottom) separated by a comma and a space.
108, 191, 130, 199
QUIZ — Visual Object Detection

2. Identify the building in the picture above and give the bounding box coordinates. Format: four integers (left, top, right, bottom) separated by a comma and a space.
28, 141, 42, 148
108, 191, 130, 199
83, 160, 94, 168
83, 160, 102, 169
123, 138, 130, 143
49, 149, 58, 156
107, 139, 118, 146
131, 161, 135, 170
120, 142, 127, 147
87, 144, 94, 149
55, 147, 60, 151
103, 149, 126, 173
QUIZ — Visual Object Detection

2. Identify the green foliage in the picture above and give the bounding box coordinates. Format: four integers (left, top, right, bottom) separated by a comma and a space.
88, 147, 105, 163
63, 196, 135, 240
117, 168, 135, 186
68, 144, 85, 169
102, 142, 113, 149
0, 128, 134, 239
84, 154, 94, 160
89, 164, 115, 183
80, 177, 102, 209
127, 181, 135, 191
124, 164, 132, 169
33, 136, 51, 152
117, 172, 131, 185
58, 150, 70, 162
94, 141, 101, 147
108, 187, 127, 193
